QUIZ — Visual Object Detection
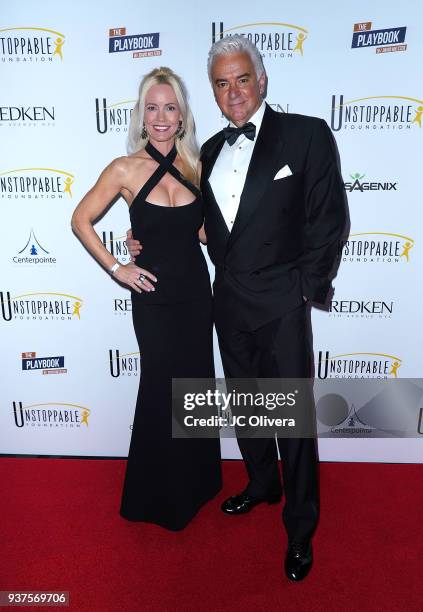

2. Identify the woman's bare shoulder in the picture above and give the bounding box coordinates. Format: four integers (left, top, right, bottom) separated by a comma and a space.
105, 153, 151, 179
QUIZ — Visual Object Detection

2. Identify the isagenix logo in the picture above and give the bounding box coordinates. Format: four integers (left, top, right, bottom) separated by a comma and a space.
344, 172, 397, 192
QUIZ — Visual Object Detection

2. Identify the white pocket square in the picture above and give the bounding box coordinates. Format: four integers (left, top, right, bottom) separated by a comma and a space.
274, 164, 293, 180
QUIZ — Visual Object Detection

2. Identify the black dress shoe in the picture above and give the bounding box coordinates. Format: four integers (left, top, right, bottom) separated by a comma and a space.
221, 491, 281, 515
284, 540, 313, 581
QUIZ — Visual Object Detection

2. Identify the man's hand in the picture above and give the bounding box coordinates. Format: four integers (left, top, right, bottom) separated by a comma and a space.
113, 262, 156, 293
126, 228, 142, 262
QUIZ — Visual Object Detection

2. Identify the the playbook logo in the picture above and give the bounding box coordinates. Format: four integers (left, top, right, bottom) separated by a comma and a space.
12, 229, 56, 266
0, 27, 65, 62
351, 21, 407, 55
212, 21, 308, 59
329, 299, 394, 319
108, 27, 161, 59
317, 351, 402, 379
344, 172, 397, 193
331, 95, 423, 131
22, 351, 66, 375
13, 401, 90, 428
95, 97, 135, 134
339, 232, 414, 264
109, 349, 141, 378
1, 291, 83, 322
0, 168, 74, 199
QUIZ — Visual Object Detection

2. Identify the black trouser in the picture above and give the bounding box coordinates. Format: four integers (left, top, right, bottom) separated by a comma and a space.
215, 302, 319, 542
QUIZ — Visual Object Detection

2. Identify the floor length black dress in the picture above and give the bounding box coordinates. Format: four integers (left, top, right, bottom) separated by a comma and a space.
120, 142, 222, 530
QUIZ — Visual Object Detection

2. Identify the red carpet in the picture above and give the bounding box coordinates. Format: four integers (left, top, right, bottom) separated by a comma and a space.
0, 459, 421, 611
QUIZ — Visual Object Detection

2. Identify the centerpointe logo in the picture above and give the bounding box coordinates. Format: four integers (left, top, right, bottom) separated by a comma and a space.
13, 401, 90, 428
108, 27, 161, 59
331, 95, 423, 131
318, 400, 373, 435
101, 231, 130, 263
344, 172, 398, 192
12, 229, 56, 266
95, 97, 135, 134
351, 21, 407, 55
0, 168, 74, 199
0, 105, 55, 128
109, 349, 140, 377
339, 232, 414, 264
0, 291, 83, 322
0, 27, 65, 63
212, 21, 308, 59
22, 351, 66, 375
317, 351, 402, 379
113, 297, 132, 315
329, 299, 394, 319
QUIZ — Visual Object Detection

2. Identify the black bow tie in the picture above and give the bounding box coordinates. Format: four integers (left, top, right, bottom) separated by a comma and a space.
223, 122, 256, 146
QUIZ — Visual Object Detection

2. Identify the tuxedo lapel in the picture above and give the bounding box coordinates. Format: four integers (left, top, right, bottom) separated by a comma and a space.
201, 133, 230, 243
226, 105, 286, 252
201, 133, 225, 183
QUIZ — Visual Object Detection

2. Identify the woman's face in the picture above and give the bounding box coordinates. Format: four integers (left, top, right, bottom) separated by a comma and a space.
143, 83, 182, 143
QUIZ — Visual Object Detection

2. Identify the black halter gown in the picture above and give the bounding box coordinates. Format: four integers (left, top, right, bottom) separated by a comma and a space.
119, 142, 222, 530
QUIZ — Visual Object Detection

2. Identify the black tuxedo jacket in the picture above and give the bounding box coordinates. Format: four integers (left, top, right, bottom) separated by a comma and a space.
200, 103, 346, 331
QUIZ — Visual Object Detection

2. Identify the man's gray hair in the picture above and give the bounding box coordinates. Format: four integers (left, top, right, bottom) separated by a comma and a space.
207, 34, 266, 82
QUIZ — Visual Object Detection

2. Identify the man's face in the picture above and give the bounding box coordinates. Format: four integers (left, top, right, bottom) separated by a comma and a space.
211, 51, 265, 127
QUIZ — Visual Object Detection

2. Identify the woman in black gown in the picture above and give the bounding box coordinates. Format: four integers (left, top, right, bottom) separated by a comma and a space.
71, 67, 221, 530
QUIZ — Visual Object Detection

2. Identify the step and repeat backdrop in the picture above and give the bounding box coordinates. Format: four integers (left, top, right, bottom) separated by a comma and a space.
1, 0, 422, 461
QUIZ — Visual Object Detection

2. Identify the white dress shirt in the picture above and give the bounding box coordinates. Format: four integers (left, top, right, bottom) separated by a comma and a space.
209, 101, 266, 231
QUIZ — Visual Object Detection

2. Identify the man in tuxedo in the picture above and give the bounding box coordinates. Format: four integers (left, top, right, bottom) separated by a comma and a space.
128, 35, 346, 581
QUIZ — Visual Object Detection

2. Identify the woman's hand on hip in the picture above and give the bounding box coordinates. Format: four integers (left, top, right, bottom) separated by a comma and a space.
113, 262, 157, 293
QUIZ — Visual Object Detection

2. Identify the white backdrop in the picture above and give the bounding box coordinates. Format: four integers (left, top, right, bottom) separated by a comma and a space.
1, 0, 422, 461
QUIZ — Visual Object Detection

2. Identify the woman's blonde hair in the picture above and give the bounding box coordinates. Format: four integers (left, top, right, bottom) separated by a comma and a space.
127, 67, 199, 185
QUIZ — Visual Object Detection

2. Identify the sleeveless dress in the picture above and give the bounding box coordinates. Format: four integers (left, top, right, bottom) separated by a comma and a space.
119, 142, 222, 530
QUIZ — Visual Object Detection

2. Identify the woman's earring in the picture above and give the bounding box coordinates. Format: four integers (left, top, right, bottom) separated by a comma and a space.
176, 120, 185, 140
141, 123, 148, 139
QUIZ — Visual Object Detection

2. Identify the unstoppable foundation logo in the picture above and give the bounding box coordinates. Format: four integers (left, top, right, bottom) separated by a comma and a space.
0, 27, 65, 62
0, 168, 75, 199
212, 21, 308, 59
339, 232, 414, 264
108, 27, 162, 59
351, 21, 407, 55
331, 95, 423, 131
0, 291, 83, 322
109, 349, 141, 377
13, 401, 90, 428
101, 231, 130, 263
317, 351, 402, 379
95, 97, 135, 134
